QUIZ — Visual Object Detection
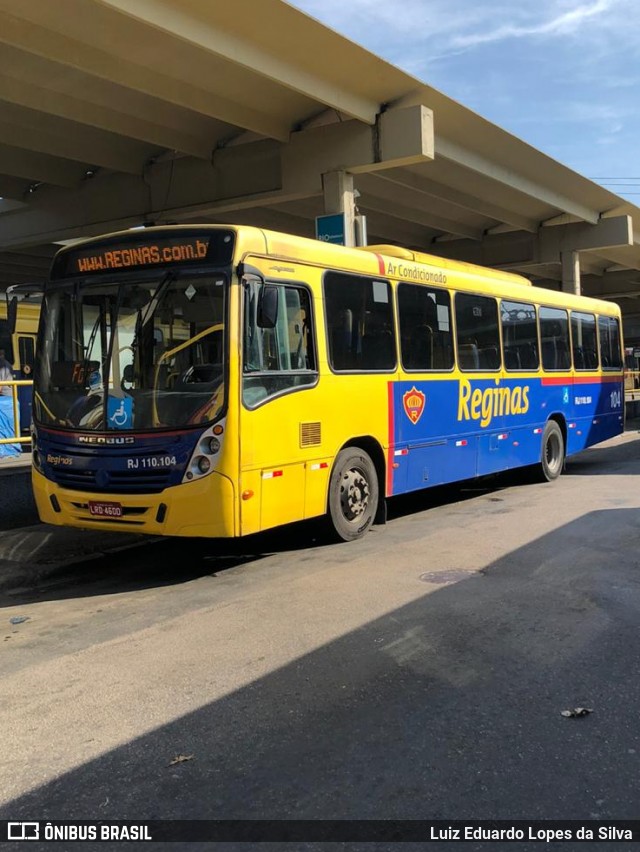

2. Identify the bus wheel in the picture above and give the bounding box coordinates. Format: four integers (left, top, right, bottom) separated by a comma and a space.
328, 448, 379, 542
538, 420, 564, 482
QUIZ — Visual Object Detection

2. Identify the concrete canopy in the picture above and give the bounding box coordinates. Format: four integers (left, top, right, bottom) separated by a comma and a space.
1, 0, 640, 332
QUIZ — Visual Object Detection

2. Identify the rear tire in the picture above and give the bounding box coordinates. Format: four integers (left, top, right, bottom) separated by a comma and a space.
537, 420, 565, 482
328, 447, 379, 541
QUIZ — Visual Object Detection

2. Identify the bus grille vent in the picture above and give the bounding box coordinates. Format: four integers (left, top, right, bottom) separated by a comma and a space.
300, 422, 321, 447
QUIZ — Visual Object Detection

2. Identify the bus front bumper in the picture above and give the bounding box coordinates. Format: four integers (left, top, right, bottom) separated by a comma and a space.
32, 468, 237, 538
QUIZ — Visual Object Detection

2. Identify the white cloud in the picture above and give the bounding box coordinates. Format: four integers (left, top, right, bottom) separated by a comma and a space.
450, 0, 616, 48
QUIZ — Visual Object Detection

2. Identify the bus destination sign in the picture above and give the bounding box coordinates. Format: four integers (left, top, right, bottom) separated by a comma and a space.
72, 237, 209, 273
51, 230, 236, 279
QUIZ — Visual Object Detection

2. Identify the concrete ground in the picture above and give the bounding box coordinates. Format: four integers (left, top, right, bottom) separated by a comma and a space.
2, 429, 640, 850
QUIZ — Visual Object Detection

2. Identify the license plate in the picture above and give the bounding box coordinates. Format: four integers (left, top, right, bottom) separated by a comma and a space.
88, 500, 123, 518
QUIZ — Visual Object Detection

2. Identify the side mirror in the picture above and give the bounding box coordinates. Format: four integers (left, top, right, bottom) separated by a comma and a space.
7, 296, 17, 336
257, 284, 278, 329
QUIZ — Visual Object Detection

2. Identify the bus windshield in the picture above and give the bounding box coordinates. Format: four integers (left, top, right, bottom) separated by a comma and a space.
35, 272, 226, 432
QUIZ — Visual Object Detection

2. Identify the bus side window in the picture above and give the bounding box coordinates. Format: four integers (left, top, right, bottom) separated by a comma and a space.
501, 300, 539, 372
598, 316, 622, 370
570, 312, 597, 371
398, 283, 454, 371
540, 307, 570, 371
242, 281, 317, 408
455, 293, 501, 371
324, 271, 396, 372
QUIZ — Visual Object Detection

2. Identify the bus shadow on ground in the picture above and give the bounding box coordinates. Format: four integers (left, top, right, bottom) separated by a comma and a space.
564, 438, 640, 476
2, 508, 640, 852
1, 474, 511, 607
3, 428, 636, 606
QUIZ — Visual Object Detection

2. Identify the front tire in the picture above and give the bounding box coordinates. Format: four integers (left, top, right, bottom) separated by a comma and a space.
328, 447, 379, 541
538, 420, 565, 482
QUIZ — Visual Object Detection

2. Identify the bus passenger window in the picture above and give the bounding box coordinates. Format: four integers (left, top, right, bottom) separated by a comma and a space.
398, 284, 453, 371
455, 293, 500, 371
570, 312, 598, 370
242, 282, 317, 407
324, 271, 396, 372
500, 301, 539, 371
540, 307, 571, 371
598, 316, 622, 370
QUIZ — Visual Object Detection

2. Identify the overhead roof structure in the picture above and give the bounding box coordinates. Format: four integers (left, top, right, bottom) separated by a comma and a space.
1, 0, 640, 333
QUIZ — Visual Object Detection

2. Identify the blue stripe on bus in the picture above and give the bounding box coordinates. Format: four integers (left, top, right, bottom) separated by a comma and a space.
388, 377, 623, 496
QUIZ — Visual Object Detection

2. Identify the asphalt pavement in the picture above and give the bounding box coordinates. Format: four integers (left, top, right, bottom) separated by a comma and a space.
2, 430, 640, 851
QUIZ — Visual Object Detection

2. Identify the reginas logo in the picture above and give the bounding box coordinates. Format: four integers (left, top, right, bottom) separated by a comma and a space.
458, 378, 530, 428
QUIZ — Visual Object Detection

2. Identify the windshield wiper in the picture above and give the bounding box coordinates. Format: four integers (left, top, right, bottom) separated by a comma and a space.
140, 270, 176, 330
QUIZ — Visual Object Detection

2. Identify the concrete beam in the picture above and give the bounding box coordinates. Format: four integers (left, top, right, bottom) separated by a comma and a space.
357, 178, 484, 241
0, 6, 289, 140
97, 0, 381, 125
0, 144, 85, 187
0, 141, 315, 248
538, 216, 633, 261
0, 113, 154, 175
282, 108, 433, 195
436, 138, 601, 224
0, 73, 214, 159
374, 172, 539, 233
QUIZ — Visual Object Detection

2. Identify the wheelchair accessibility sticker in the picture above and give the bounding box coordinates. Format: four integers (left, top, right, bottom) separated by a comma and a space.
107, 395, 133, 429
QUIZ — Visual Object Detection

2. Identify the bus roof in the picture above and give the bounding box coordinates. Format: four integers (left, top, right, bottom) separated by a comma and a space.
50, 224, 620, 318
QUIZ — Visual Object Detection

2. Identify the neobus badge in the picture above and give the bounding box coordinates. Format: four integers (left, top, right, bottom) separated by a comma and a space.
77, 435, 135, 445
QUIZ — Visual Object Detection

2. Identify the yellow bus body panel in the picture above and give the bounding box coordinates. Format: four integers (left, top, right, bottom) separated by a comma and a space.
33, 468, 236, 538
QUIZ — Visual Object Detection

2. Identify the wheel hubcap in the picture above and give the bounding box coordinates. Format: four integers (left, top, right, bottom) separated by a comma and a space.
340, 468, 369, 521
546, 434, 561, 472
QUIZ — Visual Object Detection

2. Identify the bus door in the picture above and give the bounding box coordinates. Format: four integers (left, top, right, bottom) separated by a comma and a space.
239, 275, 319, 534
15, 333, 35, 432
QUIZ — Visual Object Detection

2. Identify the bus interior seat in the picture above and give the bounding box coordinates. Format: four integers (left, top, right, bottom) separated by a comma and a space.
542, 337, 571, 370
408, 325, 433, 369
573, 346, 598, 370
330, 309, 355, 370
330, 328, 356, 369
556, 339, 571, 369
361, 329, 395, 369
504, 346, 520, 369
518, 342, 538, 369
584, 348, 598, 369
458, 343, 479, 370
478, 346, 500, 369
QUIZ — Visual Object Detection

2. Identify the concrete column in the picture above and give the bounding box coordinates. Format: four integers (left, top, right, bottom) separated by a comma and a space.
322, 170, 356, 247
561, 251, 581, 295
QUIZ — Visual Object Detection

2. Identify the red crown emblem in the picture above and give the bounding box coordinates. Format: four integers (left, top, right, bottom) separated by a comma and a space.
402, 386, 426, 424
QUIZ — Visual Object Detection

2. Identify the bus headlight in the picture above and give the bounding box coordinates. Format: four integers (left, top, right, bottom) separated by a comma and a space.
196, 456, 211, 474
208, 437, 220, 454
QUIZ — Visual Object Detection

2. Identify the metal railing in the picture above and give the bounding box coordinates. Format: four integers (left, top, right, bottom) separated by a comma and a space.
625, 371, 640, 403
0, 379, 33, 445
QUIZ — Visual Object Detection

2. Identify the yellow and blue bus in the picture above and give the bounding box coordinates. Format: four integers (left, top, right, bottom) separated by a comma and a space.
31, 225, 623, 541
0, 297, 39, 438
0, 298, 39, 376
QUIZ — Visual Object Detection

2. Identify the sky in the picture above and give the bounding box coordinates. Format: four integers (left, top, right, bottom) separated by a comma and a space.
288, 0, 640, 201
